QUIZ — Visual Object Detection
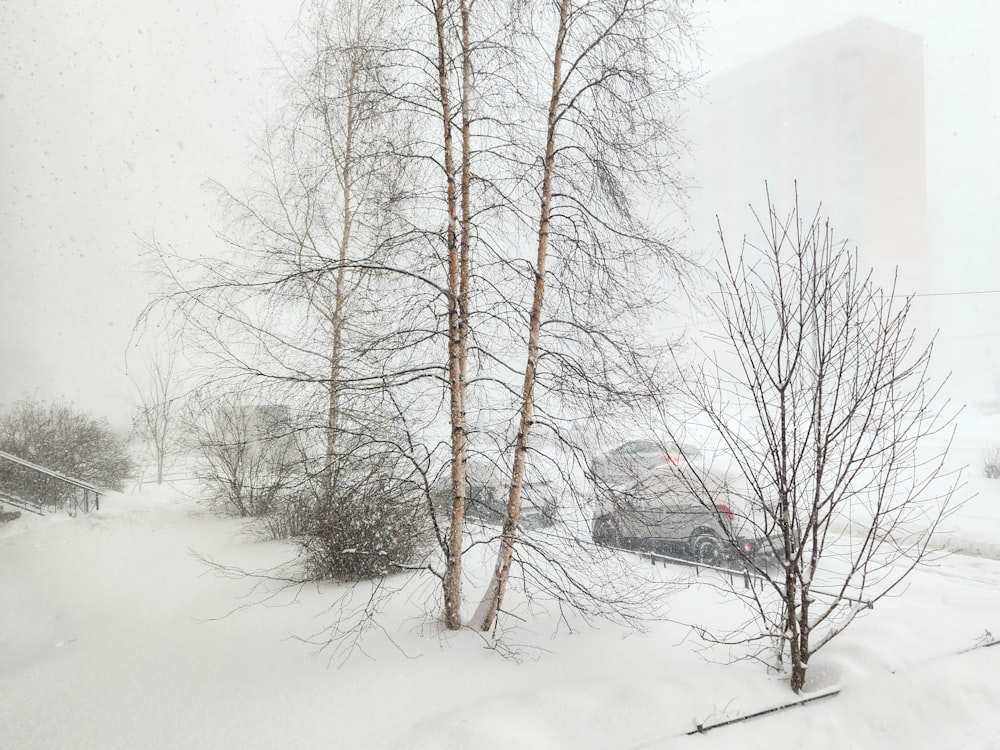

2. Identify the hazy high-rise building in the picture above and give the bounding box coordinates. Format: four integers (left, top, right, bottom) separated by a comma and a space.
684, 17, 928, 298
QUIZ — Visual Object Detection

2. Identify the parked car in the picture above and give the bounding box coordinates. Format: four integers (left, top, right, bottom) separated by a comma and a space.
431, 457, 557, 530
588, 439, 703, 488
591, 465, 765, 567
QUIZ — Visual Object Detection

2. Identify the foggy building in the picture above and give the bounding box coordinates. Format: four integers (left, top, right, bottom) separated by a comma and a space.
684, 17, 928, 300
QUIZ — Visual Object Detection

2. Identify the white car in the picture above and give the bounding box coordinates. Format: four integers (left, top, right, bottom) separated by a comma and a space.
591, 465, 767, 567
588, 439, 703, 488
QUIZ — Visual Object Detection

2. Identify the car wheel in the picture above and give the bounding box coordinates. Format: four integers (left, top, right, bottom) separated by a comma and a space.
690, 533, 725, 567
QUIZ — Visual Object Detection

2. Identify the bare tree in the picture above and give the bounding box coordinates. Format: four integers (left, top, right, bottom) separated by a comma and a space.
427, 0, 472, 631
682, 191, 962, 693
130, 347, 177, 484
143, 0, 698, 644
183, 390, 303, 520
472, 0, 695, 630
286, 0, 413, 507
141, 0, 455, 598
282, 0, 695, 635
150, 0, 419, 469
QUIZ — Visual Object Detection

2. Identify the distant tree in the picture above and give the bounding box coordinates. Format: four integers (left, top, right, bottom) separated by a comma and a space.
183, 390, 302, 520
130, 347, 178, 484
682, 191, 962, 693
983, 444, 1000, 479
0, 398, 133, 497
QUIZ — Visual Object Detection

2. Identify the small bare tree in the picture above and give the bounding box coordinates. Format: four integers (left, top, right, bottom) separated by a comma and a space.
684, 191, 962, 693
184, 391, 302, 520
130, 347, 177, 484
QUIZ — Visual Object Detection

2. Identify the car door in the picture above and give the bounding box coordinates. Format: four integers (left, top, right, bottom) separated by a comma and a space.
614, 478, 657, 542
646, 472, 694, 544
614, 474, 681, 547
671, 467, 732, 540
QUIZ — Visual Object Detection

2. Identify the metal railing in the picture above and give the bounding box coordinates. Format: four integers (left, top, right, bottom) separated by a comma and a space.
0, 450, 103, 516
642, 547, 763, 589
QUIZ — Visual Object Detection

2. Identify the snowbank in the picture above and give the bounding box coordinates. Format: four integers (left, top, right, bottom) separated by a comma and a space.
1, 481, 998, 749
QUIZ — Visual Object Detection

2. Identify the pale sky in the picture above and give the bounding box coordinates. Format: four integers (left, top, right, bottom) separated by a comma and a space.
698, 1, 1000, 397
1, 1, 998, 426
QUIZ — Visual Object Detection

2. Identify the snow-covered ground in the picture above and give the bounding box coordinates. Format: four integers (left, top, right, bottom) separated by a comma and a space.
2, 416, 999, 749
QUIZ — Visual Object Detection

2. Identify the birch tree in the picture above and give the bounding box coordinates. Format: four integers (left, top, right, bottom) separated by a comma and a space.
142, 0, 425, 515
144, 0, 698, 641
429, 0, 472, 630
473, 0, 695, 631
287, 0, 421, 509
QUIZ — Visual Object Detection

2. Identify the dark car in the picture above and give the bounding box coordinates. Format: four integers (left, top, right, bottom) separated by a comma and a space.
591, 466, 764, 567
431, 457, 557, 530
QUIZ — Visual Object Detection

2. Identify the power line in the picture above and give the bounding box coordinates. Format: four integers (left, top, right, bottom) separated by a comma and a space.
909, 289, 1000, 298
938, 332, 1000, 342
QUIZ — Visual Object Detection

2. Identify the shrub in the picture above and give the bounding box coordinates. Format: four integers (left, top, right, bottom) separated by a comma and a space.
185, 395, 301, 518
299, 463, 432, 581
985, 444, 1000, 480
0, 398, 133, 500
252, 491, 315, 540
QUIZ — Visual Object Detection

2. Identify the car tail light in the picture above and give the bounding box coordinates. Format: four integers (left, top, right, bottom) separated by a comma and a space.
661, 455, 681, 464
714, 503, 735, 521
742, 540, 756, 554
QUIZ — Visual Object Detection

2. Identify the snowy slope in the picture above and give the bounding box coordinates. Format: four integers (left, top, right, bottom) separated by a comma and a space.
2, 468, 999, 749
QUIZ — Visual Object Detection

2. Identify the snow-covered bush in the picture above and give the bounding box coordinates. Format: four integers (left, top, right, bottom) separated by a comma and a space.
299, 463, 432, 581
184, 395, 302, 519
0, 398, 133, 503
250, 495, 313, 540
984, 444, 1000, 479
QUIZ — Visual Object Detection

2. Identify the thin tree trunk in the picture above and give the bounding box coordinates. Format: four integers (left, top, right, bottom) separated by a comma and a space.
786, 573, 802, 692
791, 596, 810, 693
137, 349, 174, 486
475, 0, 571, 632
458, 0, 472, 420
435, 0, 469, 631
322, 61, 357, 508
